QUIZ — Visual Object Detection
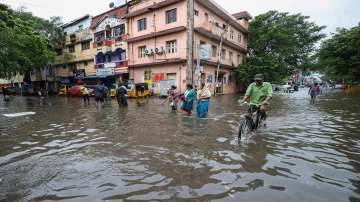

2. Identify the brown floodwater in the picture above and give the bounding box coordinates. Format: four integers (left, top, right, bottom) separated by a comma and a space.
0, 88, 359, 201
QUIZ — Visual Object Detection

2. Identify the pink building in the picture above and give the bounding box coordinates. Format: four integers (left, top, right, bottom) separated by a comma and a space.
126, 0, 251, 94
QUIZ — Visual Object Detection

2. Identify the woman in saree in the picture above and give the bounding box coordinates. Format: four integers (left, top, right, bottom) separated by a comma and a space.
181, 84, 197, 115
197, 83, 212, 118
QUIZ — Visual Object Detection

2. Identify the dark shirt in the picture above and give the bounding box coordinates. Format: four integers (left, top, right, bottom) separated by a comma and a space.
117, 86, 128, 97
94, 85, 106, 98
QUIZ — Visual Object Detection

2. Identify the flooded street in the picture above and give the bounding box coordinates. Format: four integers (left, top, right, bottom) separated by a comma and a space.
0, 89, 359, 202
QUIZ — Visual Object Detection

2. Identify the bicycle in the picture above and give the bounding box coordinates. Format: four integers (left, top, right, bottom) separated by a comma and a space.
238, 102, 264, 139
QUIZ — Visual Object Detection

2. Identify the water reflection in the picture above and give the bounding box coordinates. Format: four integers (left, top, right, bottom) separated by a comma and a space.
0, 89, 359, 201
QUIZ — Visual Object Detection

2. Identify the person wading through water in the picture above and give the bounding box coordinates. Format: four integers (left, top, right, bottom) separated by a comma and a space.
116, 83, 128, 107
197, 83, 212, 118
181, 84, 197, 115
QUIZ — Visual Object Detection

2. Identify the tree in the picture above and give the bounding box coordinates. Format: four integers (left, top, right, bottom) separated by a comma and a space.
317, 24, 360, 83
0, 4, 64, 78
236, 11, 326, 85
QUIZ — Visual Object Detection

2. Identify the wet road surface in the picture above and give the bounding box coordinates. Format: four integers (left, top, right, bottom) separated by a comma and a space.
0, 89, 359, 201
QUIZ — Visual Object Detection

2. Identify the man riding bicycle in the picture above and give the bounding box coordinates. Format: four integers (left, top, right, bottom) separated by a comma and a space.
243, 74, 273, 127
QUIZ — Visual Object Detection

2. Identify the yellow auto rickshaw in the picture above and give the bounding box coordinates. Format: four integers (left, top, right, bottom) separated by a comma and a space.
128, 83, 150, 98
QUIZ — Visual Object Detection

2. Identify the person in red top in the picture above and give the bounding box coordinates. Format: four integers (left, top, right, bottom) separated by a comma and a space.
309, 83, 321, 102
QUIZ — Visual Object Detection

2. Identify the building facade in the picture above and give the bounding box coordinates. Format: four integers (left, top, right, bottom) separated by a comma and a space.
55, 15, 95, 86
126, 0, 251, 94
90, 5, 130, 87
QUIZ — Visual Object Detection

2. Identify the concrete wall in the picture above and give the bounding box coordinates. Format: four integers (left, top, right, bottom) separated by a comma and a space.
128, 32, 187, 66
128, 1, 187, 38
194, 33, 246, 67
194, 1, 248, 50
63, 17, 91, 35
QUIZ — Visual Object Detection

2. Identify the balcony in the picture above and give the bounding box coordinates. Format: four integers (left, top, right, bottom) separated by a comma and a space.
93, 40, 113, 48
116, 60, 128, 68
79, 29, 92, 41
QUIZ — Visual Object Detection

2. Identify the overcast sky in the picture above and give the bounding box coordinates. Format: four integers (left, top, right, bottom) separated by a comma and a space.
1, 0, 360, 36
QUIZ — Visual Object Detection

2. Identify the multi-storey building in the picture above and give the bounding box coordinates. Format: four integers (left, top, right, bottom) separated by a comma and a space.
55, 15, 95, 85
126, 0, 251, 94
91, 5, 130, 86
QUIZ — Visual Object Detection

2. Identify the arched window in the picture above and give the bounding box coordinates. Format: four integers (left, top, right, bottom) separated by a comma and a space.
115, 48, 125, 61
96, 52, 105, 64
105, 52, 112, 63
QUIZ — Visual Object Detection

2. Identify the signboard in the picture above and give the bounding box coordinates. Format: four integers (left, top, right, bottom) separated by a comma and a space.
104, 62, 116, 68
95, 17, 124, 33
96, 68, 115, 77
199, 44, 212, 60
115, 67, 128, 74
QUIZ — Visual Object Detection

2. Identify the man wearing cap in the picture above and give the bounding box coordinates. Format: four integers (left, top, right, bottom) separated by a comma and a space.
243, 74, 273, 126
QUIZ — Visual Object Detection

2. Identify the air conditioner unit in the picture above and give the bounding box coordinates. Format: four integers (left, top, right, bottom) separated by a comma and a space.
155, 47, 164, 55
145, 48, 154, 56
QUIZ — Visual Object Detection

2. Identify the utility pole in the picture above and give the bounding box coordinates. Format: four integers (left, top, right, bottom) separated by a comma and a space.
186, 0, 194, 85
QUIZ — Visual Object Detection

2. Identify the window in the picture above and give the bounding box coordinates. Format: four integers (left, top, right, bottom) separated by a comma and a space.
221, 49, 226, 60
55, 49, 62, 56
237, 54, 242, 65
105, 25, 112, 39
68, 63, 76, 73
229, 51, 233, 63
114, 24, 125, 37
84, 61, 88, 66
68, 45, 75, 53
139, 46, 146, 58
200, 41, 206, 45
205, 13, 209, 21
238, 34, 242, 43
166, 9, 177, 24
167, 73, 176, 80
223, 24, 227, 29
166, 40, 177, 53
105, 53, 111, 62
212, 45, 217, 57
230, 30, 234, 40
81, 41, 90, 50
94, 32, 105, 42
138, 18, 147, 31
194, 10, 199, 16
78, 25, 83, 31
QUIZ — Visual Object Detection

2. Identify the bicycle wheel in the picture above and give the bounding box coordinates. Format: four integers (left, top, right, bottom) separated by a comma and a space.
253, 111, 261, 130
238, 116, 254, 138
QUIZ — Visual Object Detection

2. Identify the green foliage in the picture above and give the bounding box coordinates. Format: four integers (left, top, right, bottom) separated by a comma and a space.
236, 11, 326, 85
0, 4, 63, 78
318, 24, 360, 83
